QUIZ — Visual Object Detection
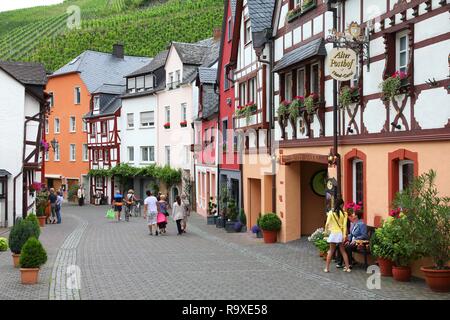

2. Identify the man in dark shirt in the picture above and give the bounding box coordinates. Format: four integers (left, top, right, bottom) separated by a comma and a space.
48, 188, 57, 224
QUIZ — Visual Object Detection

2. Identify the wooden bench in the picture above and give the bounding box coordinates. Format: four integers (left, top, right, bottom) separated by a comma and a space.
354, 226, 376, 268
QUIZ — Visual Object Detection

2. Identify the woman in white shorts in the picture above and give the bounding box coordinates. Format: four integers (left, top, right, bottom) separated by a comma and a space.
324, 198, 351, 273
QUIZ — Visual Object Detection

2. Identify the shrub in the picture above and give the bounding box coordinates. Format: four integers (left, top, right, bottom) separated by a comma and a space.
0, 237, 8, 251
26, 214, 41, 238
239, 209, 247, 225
9, 220, 40, 254
258, 213, 281, 231
226, 199, 238, 221
370, 223, 394, 260
314, 239, 329, 253
19, 237, 47, 269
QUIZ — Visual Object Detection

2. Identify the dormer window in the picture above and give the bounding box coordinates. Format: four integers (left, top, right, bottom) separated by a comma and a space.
168, 72, 174, 88
127, 77, 136, 93
145, 74, 154, 89
175, 70, 181, 85
93, 96, 100, 114
244, 19, 252, 44
136, 76, 145, 92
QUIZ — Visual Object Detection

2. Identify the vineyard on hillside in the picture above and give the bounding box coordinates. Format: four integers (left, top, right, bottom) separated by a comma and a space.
0, 0, 223, 72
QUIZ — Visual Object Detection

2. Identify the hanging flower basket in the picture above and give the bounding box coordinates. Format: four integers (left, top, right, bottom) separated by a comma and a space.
40, 140, 49, 152
304, 93, 319, 114
379, 71, 408, 101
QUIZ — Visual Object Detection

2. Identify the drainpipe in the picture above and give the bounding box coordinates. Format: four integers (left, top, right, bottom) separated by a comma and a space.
328, 1, 342, 199
13, 171, 22, 225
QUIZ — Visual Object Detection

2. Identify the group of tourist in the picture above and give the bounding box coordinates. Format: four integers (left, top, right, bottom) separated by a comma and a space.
46, 188, 63, 224
323, 198, 368, 273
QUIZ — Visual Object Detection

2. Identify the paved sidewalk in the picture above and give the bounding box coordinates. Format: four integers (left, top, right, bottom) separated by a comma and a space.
0, 204, 449, 300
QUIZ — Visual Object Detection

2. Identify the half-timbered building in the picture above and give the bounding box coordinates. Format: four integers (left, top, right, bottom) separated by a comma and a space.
0, 61, 48, 226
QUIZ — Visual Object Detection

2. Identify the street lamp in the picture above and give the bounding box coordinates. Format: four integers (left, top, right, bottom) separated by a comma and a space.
50, 138, 58, 151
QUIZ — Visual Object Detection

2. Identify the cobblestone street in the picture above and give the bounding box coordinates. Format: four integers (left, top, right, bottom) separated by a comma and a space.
0, 204, 449, 300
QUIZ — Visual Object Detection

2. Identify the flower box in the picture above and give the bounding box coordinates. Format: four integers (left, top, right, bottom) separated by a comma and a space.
163, 122, 170, 129
287, 0, 316, 23
180, 121, 188, 127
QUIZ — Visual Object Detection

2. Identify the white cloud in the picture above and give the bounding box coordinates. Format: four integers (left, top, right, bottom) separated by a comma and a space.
0, 0, 64, 13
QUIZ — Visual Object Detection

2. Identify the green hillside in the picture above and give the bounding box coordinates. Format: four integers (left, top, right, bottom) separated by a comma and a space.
0, 0, 223, 72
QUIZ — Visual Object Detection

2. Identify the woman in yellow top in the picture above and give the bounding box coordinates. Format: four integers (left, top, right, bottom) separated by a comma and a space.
324, 198, 351, 273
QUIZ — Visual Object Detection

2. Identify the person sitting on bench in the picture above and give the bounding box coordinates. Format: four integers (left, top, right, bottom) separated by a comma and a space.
337, 210, 368, 269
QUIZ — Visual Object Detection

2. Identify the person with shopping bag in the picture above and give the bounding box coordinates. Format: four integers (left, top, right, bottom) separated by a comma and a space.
156, 195, 169, 234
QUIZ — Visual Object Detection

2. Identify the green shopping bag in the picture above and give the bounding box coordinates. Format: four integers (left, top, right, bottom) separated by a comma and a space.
106, 209, 115, 220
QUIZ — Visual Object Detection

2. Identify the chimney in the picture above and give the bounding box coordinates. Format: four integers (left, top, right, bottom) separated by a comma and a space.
113, 43, 124, 59
213, 28, 222, 40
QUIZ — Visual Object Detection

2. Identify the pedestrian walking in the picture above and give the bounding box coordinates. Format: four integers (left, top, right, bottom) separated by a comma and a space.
112, 190, 124, 222
77, 185, 86, 206
157, 195, 169, 234
48, 188, 57, 224
56, 191, 63, 224
324, 198, 351, 273
144, 190, 159, 235
172, 195, 184, 235
181, 193, 190, 233
125, 189, 136, 221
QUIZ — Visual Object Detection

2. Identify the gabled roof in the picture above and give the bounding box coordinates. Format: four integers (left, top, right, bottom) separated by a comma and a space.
173, 42, 211, 65
0, 61, 47, 86
0, 169, 12, 177
197, 67, 218, 84
51, 50, 151, 93
126, 50, 169, 77
273, 38, 327, 72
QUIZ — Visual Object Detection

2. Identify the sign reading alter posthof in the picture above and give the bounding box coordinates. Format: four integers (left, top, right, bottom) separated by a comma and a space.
328, 48, 357, 81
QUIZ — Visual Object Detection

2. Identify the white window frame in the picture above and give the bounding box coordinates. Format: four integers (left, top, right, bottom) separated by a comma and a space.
140, 146, 154, 163
128, 146, 134, 163
93, 96, 100, 114
127, 113, 134, 129
165, 146, 170, 166
136, 76, 145, 92
285, 73, 292, 101
310, 63, 320, 95
45, 150, 49, 161
140, 111, 154, 128
54, 143, 60, 161
145, 74, 154, 89
352, 159, 363, 203
399, 160, 414, 192
296, 68, 305, 97
70, 144, 76, 162
45, 119, 49, 134
95, 177, 103, 189
245, 19, 252, 44
49, 92, 54, 107
74, 87, 81, 105
70, 116, 76, 133
175, 70, 181, 84
54, 118, 60, 134
165, 106, 170, 123
396, 31, 409, 74
82, 144, 88, 162
181, 103, 187, 122
128, 77, 136, 93
82, 119, 88, 132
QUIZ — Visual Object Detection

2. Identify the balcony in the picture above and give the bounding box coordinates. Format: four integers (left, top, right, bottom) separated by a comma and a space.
167, 81, 181, 90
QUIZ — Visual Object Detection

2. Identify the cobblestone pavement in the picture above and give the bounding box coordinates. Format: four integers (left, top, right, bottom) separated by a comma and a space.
0, 204, 449, 300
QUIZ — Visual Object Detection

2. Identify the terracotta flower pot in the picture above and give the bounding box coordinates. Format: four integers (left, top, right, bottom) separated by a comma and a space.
262, 230, 277, 243
392, 266, 411, 282
377, 257, 393, 276
12, 253, 20, 268
20, 268, 40, 285
38, 216, 46, 227
421, 267, 450, 293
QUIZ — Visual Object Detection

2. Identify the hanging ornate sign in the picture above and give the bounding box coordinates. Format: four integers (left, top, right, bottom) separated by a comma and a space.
328, 48, 357, 81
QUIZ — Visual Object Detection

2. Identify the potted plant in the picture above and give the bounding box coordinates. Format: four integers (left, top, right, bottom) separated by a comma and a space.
288, 96, 304, 139
9, 219, 40, 267
239, 209, 247, 232
0, 237, 8, 252
251, 224, 263, 238
206, 197, 217, 225
379, 70, 408, 101
308, 227, 325, 256
304, 93, 318, 115
26, 214, 41, 239
28, 182, 42, 196
180, 120, 188, 127
370, 223, 394, 276
225, 199, 238, 232
163, 122, 170, 129
339, 86, 359, 110
394, 170, 450, 292
314, 239, 329, 259
277, 100, 290, 138
259, 213, 281, 243
19, 237, 47, 285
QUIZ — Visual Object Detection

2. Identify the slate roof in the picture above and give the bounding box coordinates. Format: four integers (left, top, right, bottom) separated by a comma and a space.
84, 94, 122, 119
0, 61, 47, 86
198, 67, 218, 84
0, 169, 12, 176
231, 0, 237, 20
273, 38, 327, 72
247, 0, 275, 33
93, 84, 125, 95
201, 85, 219, 120
51, 50, 151, 93
126, 50, 168, 77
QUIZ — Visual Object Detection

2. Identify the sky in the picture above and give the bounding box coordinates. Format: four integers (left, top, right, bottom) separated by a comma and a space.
0, 0, 64, 13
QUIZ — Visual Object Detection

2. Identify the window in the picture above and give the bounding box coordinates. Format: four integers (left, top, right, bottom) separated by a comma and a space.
95, 177, 103, 189
93, 150, 98, 163
82, 119, 88, 132
351, 54, 360, 88
127, 77, 136, 93
93, 96, 100, 113
399, 160, 414, 192
239, 82, 247, 105
141, 146, 154, 162
136, 76, 145, 92
222, 119, 228, 146
285, 73, 293, 101
127, 113, 134, 129
140, 111, 154, 127
74, 87, 81, 104
289, 0, 302, 9
99, 150, 103, 160
175, 70, 181, 84
49, 92, 54, 107
352, 159, 363, 204
168, 72, 174, 87
91, 122, 97, 134
224, 66, 230, 90
227, 17, 232, 41
45, 150, 49, 161
101, 121, 107, 135
311, 64, 320, 95
248, 77, 256, 103
244, 19, 252, 44
70, 144, 76, 161
54, 142, 60, 161
45, 119, 49, 134
104, 149, 110, 163
204, 127, 209, 143
70, 116, 76, 132
181, 103, 187, 122
396, 31, 409, 74
54, 118, 60, 134
297, 69, 305, 97
128, 146, 134, 162
165, 106, 170, 123
82, 144, 88, 161
145, 74, 154, 89
165, 146, 170, 166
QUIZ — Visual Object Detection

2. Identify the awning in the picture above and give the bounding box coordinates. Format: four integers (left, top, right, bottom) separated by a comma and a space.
0, 169, 11, 177
273, 38, 327, 73
45, 174, 63, 179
